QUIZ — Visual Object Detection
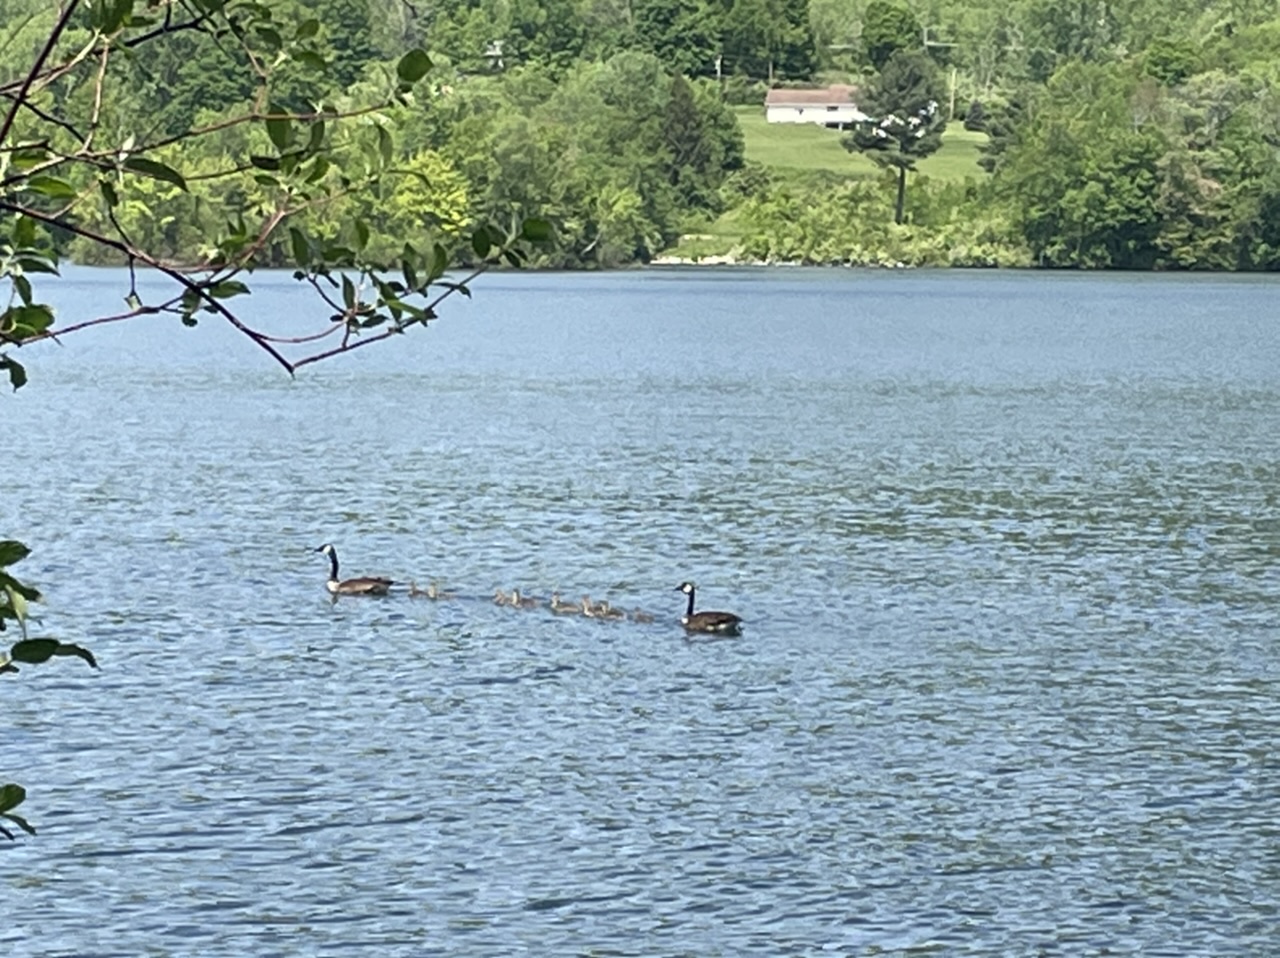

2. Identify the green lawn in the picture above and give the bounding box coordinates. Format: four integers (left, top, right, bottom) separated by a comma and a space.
733, 105, 988, 182
669, 108, 989, 259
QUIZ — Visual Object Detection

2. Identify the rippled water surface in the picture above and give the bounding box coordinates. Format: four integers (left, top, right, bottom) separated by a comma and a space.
4, 267, 1280, 955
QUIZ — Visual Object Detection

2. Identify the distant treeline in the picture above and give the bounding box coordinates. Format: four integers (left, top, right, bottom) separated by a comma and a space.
3, 0, 1279, 268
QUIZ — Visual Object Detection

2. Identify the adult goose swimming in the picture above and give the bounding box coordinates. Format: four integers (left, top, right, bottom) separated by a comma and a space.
315, 543, 394, 596
675, 581, 743, 636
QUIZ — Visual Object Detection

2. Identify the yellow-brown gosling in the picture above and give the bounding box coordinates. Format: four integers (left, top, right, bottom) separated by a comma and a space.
596, 601, 625, 621
510, 588, 539, 609
550, 592, 581, 615
315, 544, 393, 596
414, 576, 455, 599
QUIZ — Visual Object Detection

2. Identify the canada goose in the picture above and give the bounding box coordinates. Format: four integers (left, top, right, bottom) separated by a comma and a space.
675, 581, 742, 635
550, 592, 581, 615
510, 588, 539, 609
315, 544, 394, 596
630, 608, 655, 624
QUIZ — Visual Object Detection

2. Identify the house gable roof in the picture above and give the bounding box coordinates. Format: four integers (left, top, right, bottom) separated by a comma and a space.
764, 84, 858, 107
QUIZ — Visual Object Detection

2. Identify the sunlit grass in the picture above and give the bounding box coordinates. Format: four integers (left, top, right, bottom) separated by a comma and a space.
733, 106, 988, 181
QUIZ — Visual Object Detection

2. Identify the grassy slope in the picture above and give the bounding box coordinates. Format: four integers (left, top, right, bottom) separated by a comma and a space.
668, 108, 989, 257
732, 106, 988, 179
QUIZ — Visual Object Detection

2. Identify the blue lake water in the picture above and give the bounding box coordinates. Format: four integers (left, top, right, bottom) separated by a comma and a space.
3, 266, 1279, 954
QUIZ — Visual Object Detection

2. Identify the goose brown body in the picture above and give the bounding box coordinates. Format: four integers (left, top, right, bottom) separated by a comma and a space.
676, 581, 742, 635
316, 544, 394, 596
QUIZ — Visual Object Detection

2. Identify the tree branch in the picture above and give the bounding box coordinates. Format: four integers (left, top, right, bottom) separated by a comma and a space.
0, 200, 296, 375
0, 0, 82, 148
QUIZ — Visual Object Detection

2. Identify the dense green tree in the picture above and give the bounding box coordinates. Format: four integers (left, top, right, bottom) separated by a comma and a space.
1142, 36, 1200, 85
664, 75, 745, 208
843, 50, 947, 224
862, 0, 921, 71
995, 61, 1165, 267
632, 0, 722, 78
505, 0, 590, 72
1152, 67, 1280, 269
721, 0, 815, 81
1023, 0, 1118, 73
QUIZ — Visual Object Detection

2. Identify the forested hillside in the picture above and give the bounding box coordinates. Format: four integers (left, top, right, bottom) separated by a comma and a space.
4, 0, 1280, 268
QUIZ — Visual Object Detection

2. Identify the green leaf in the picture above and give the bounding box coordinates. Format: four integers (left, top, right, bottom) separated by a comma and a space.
123, 156, 187, 191
376, 126, 393, 167
53, 642, 99, 669
12, 275, 31, 306
295, 18, 320, 40
209, 280, 249, 299
12, 216, 35, 247
9, 638, 55, 664
396, 49, 432, 84
307, 119, 325, 153
255, 25, 283, 52
353, 219, 369, 251
1, 304, 54, 339
0, 812, 34, 836
0, 541, 31, 567
11, 147, 50, 171
0, 783, 25, 814
293, 49, 327, 72
5, 639, 96, 669
0, 572, 42, 604
0, 356, 26, 392
250, 155, 280, 171
428, 242, 448, 282
521, 217, 552, 243
14, 254, 58, 275
341, 274, 356, 310
304, 154, 330, 184
25, 175, 77, 199
289, 227, 310, 267
99, 178, 119, 208
265, 110, 293, 152
471, 230, 491, 258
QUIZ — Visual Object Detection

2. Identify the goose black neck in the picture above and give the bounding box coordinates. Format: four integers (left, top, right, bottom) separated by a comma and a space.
685, 587, 696, 618
327, 550, 340, 581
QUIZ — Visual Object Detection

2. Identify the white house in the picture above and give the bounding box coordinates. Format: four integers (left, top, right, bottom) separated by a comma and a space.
764, 85, 866, 129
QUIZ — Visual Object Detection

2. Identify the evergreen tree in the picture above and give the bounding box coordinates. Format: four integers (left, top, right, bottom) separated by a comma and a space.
843, 50, 947, 224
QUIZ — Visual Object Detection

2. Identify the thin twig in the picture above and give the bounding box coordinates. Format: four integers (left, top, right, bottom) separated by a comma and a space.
0, 200, 295, 375
19, 301, 172, 345
0, 0, 81, 147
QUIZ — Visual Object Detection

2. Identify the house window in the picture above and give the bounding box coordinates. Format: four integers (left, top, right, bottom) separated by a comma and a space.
827, 105, 838, 111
